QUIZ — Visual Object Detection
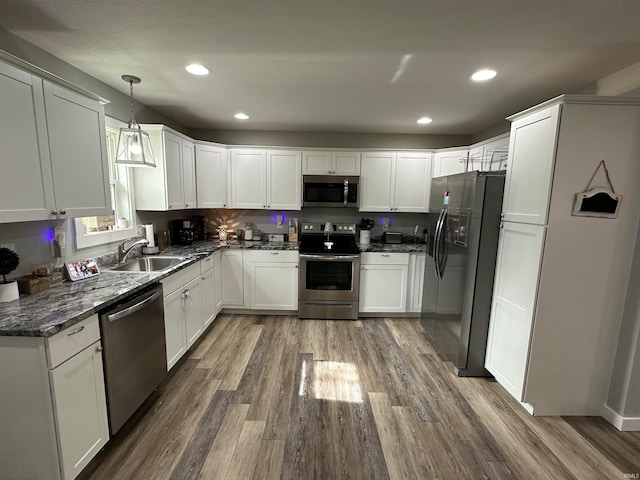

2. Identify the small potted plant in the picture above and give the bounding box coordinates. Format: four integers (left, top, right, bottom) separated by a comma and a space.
0, 247, 20, 302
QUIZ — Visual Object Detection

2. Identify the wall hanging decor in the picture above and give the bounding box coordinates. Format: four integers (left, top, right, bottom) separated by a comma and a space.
572, 160, 622, 218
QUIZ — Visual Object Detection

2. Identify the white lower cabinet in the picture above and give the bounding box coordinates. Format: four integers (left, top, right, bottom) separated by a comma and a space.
359, 253, 409, 313
213, 251, 223, 313
221, 250, 245, 307
407, 253, 429, 313
161, 262, 203, 371
200, 253, 219, 328
243, 250, 298, 310
0, 315, 109, 480
485, 222, 545, 401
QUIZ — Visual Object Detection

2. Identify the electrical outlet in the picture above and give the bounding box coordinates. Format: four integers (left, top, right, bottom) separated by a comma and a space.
1, 243, 16, 252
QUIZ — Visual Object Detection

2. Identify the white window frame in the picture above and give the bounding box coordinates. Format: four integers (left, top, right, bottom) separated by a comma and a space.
74, 116, 138, 249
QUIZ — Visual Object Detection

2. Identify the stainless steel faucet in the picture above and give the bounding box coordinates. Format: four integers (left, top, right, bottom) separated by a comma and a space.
118, 237, 149, 263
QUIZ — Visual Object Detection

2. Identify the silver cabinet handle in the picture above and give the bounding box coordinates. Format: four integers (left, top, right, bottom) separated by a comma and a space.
270, 252, 279, 255
51, 210, 58, 216
382, 254, 390, 257
67, 325, 85, 336
59, 209, 66, 215
97, 346, 103, 352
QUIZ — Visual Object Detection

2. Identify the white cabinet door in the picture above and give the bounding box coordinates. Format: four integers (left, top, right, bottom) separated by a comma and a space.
250, 262, 298, 309
201, 260, 216, 328
433, 150, 468, 178
49, 340, 109, 480
407, 253, 427, 312
43, 81, 111, 218
302, 150, 361, 175
221, 250, 244, 307
164, 131, 185, 210
185, 276, 203, 348
267, 150, 301, 210
360, 152, 395, 212
482, 135, 510, 172
485, 222, 545, 401
359, 264, 409, 313
196, 144, 228, 208
468, 145, 484, 172
302, 151, 332, 174
502, 105, 560, 225
182, 139, 197, 209
213, 252, 223, 313
230, 149, 267, 208
163, 287, 187, 370
394, 152, 433, 212
0, 62, 56, 222
333, 151, 361, 175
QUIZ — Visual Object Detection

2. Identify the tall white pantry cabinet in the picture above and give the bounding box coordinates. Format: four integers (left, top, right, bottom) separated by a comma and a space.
485, 95, 640, 417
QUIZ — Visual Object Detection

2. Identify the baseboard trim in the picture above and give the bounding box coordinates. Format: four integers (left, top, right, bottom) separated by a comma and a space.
602, 405, 640, 431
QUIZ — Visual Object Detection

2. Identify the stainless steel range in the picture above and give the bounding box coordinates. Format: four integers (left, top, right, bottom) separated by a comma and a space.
298, 222, 361, 320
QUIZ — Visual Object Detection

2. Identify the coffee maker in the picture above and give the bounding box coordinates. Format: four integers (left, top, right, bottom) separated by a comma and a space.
171, 220, 194, 245
192, 215, 206, 241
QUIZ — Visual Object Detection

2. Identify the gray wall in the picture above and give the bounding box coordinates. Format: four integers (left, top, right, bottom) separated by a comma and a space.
190, 129, 470, 149
0, 27, 188, 133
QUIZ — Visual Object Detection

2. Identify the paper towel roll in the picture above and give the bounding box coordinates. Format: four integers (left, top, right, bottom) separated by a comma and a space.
144, 224, 155, 247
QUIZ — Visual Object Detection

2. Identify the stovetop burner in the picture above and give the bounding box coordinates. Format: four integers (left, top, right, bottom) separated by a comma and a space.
298, 222, 360, 255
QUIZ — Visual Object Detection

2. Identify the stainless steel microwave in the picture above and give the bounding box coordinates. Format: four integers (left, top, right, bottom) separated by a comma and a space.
302, 175, 359, 207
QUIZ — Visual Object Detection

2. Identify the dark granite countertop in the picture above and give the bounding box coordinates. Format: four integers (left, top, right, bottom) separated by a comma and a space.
358, 242, 427, 253
0, 239, 422, 337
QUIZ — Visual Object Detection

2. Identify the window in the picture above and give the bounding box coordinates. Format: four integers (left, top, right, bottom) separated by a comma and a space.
74, 117, 137, 248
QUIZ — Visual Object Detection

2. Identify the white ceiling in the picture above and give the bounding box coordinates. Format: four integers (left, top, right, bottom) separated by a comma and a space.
2, 0, 640, 135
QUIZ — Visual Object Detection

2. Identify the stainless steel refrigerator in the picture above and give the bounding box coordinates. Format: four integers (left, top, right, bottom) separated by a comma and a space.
421, 170, 505, 376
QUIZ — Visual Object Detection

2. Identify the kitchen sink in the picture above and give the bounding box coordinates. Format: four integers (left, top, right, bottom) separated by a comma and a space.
110, 256, 188, 273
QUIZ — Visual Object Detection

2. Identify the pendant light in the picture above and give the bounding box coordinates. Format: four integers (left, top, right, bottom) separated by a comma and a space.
116, 75, 156, 167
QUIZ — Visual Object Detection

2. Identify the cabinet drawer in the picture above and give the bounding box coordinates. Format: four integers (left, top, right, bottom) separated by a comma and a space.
46, 314, 101, 369
161, 262, 200, 295
243, 250, 298, 263
200, 253, 214, 273
361, 252, 409, 265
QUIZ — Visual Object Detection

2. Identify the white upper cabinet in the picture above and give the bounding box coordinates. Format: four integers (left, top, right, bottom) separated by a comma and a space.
502, 106, 559, 225
134, 126, 197, 211
0, 61, 111, 223
230, 148, 301, 209
360, 151, 432, 212
195, 144, 228, 208
0, 62, 55, 222
432, 149, 469, 178
302, 150, 361, 175
392, 152, 433, 212
44, 82, 111, 218
230, 149, 268, 209
182, 139, 196, 208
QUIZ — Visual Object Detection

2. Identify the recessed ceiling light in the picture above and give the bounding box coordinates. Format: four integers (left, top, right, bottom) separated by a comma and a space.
234, 113, 250, 120
417, 117, 433, 125
185, 64, 210, 76
471, 69, 497, 81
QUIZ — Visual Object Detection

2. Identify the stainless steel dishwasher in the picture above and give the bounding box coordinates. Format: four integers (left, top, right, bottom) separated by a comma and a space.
99, 284, 166, 435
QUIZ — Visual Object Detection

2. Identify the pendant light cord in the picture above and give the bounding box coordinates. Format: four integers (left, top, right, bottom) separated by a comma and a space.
129, 80, 136, 128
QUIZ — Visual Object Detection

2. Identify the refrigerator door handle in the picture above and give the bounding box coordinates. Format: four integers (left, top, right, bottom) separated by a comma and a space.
436, 209, 448, 279
433, 209, 445, 278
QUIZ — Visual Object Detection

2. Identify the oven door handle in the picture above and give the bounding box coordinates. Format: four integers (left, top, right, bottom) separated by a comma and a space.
299, 254, 360, 261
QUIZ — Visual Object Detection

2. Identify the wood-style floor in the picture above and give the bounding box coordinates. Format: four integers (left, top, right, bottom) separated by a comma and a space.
81, 315, 640, 480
